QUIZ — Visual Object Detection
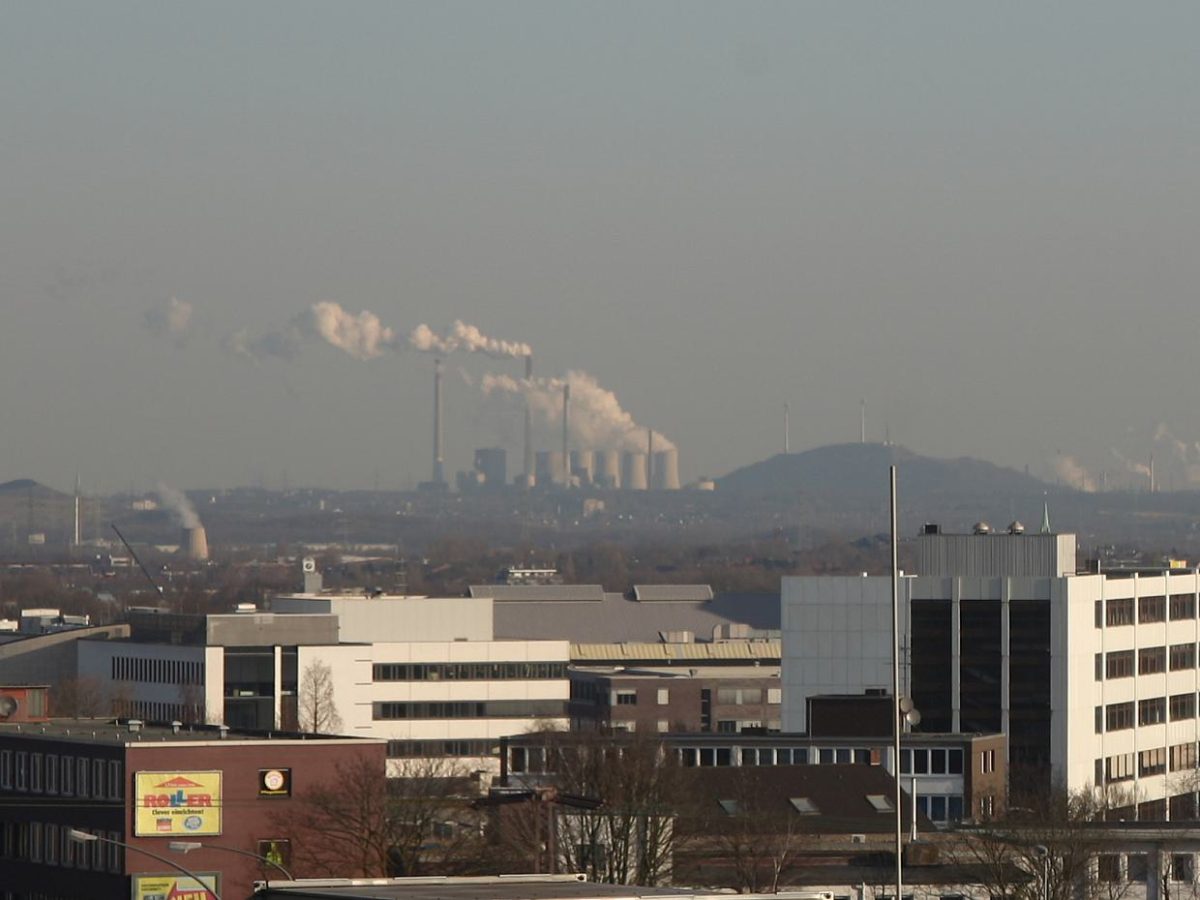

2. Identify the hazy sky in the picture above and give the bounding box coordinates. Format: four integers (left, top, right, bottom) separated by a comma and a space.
3, 3, 1199, 493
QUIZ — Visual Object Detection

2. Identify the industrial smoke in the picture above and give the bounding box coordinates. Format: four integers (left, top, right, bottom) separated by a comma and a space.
480, 369, 674, 454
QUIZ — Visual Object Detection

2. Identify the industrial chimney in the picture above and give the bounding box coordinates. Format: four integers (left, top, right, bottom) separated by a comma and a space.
432, 358, 446, 485
562, 383, 570, 485
594, 450, 620, 488
522, 355, 535, 487
622, 452, 648, 490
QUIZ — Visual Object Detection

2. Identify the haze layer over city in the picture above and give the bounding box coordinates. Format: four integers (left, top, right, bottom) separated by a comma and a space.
3, 3, 1199, 496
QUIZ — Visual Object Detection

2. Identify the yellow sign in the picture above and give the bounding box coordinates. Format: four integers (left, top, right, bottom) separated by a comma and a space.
132, 872, 219, 900
134, 771, 222, 837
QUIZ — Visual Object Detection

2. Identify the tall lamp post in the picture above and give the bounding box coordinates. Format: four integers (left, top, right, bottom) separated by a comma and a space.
66, 829, 221, 900
891, 465, 903, 900
169, 840, 294, 882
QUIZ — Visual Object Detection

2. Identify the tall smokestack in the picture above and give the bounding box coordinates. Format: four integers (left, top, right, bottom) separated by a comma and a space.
432, 358, 446, 484
73, 473, 80, 546
523, 355, 534, 487
860, 399, 866, 444
784, 403, 790, 454
562, 383, 570, 486
647, 428, 654, 489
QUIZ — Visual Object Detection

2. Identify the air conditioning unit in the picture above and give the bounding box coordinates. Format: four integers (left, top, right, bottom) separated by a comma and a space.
850, 833, 867, 844
0, 695, 19, 719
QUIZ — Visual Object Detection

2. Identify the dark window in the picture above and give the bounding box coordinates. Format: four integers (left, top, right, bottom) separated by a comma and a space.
1139, 697, 1167, 726
1171, 643, 1196, 671
1129, 855, 1149, 882
1171, 742, 1197, 772
1139, 595, 1166, 623
1098, 856, 1121, 882
910, 599, 953, 732
959, 600, 1003, 735
1139, 647, 1166, 675
615, 691, 637, 706
1171, 594, 1197, 620
1106, 598, 1134, 626
373, 699, 567, 720
1173, 855, 1195, 882
1106, 650, 1134, 679
1106, 702, 1135, 732
1171, 694, 1196, 722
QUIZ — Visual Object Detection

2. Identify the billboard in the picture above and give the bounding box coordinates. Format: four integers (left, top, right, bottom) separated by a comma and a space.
131, 872, 219, 900
134, 771, 222, 837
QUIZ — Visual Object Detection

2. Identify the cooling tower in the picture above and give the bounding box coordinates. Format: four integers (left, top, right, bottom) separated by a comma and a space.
652, 449, 681, 490
535, 451, 567, 486
570, 450, 594, 485
594, 450, 620, 488
183, 526, 209, 562
621, 452, 648, 490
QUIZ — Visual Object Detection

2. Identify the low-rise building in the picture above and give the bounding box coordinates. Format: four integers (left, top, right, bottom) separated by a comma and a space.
0, 717, 384, 900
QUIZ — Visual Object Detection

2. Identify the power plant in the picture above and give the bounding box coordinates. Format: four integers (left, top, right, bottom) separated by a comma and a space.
182, 525, 209, 562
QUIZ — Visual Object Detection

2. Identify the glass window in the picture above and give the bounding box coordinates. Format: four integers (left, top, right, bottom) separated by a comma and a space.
1128, 855, 1149, 882
1173, 855, 1195, 883
931, 749, 947, 774
1098, 856, 1122, 882
948, 749, 963, 774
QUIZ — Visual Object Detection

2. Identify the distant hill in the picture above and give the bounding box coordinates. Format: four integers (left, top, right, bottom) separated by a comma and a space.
717, 443, 1049, 502
0, 479, 68, 500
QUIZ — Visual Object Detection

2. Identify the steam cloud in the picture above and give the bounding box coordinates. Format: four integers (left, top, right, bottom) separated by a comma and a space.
409, 321, 532, 359
156, 482, 201, 529
482, 370, 674, 453
229, 303, 527, 363
144, 297, 193, 341
1052, 454, 1097, 492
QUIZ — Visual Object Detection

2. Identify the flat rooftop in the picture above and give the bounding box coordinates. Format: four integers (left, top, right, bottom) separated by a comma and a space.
0, 718, 379, 747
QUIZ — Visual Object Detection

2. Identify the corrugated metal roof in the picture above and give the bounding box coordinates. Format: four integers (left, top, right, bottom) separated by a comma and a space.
571, 640, 781, 661
468, 584, 605, 602
633, 584, 714, 602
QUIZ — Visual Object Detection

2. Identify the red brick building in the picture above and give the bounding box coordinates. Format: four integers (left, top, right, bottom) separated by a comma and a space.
0, 717, 385, 900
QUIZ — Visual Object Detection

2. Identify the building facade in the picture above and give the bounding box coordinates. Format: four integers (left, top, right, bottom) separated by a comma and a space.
783, 527, 1200, 818
0, 717, 384, 900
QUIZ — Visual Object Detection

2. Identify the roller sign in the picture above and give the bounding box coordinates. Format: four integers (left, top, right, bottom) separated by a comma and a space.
134, 771, 222, 836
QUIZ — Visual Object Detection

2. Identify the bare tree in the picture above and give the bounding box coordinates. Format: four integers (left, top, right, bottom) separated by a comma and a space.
503, 731, 681, 885
298, 660, 342, 734
688, 768, 811, 893
275, 754, 479, 878
51, 676, 113, 717
958, 785, 1137, 900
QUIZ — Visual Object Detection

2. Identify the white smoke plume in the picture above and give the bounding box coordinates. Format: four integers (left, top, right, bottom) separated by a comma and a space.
409, 320, 532, 359
230, 305, 530, 363
482, 369, 674, 453
144, 297, 193, 342
1154, 423, 1190, 462
156, 482, 200, 529
1111, 449, 1152, 480
1052, 454, 1097, 492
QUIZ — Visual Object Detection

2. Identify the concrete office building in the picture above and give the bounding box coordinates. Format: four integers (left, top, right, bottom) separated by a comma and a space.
783, 525, 1200, 819
76, 590, 569, 777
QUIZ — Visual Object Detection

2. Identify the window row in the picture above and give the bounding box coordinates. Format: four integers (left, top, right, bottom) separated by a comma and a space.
386, 739, 496, 759
1097, 853, 1195, 883
0, 823, 121, 873
373, 662, 566, 682
1098, 594, 1198, 628
1097, 695, 1200, 732
0, 750, 122, 800
111, 655, 204, 685
915, 793, 965, 824
1097, 742, 1199, 784
1095, 644, 1198, 680
373, 699, 568, 720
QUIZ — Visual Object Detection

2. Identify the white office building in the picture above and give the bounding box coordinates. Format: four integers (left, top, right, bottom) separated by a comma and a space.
77, 589, 568, 777
783, 525, 1200, 819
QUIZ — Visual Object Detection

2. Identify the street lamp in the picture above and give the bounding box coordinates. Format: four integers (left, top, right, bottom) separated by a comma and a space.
168, 840, 294, 881
66, 829, 221, 900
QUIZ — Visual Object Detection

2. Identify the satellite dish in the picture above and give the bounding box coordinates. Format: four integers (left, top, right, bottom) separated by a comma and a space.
0, 695, 18, 719
898, 696, 914, 714
905, 709, 922, 727
302, 557, 316, 573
